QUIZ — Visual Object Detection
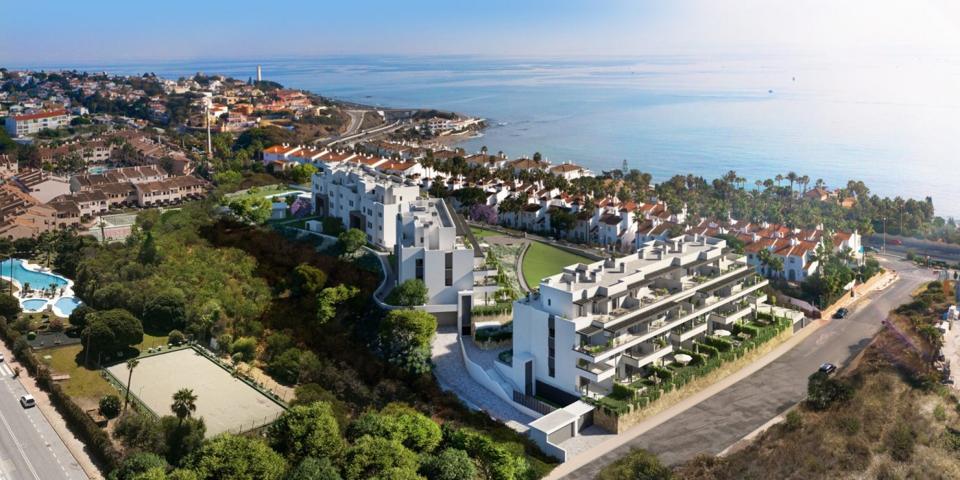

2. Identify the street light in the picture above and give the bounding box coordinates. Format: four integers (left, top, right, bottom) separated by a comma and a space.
882, 217, 887, 253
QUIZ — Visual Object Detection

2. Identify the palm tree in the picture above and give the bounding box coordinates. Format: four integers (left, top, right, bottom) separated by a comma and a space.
123, 358, 139, 413
171, 388, 198, 425
775, 174, 784, 187
786, 172, 798, 191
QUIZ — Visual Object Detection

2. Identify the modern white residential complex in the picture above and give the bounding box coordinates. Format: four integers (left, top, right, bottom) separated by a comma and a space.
311, 163, 419, 249
396, 198, 481, 306
507, 235, 771, 400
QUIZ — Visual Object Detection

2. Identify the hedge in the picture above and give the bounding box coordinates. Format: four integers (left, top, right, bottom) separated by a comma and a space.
702, 335, 734, 352
472, 302, 513, 316
0, 317, 120, 472
475, 323, 512, 343
585, 316, 793, 417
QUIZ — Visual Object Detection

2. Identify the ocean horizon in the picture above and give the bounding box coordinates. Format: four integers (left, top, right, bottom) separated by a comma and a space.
14, 54, 960, 218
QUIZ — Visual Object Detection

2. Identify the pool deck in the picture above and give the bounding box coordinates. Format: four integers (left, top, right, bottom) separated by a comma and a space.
0, 259, 81, 317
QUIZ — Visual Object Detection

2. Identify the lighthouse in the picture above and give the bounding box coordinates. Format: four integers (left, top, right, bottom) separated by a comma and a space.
256, 65, 262, 82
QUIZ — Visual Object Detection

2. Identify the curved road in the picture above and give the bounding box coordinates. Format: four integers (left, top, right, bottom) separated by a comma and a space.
560, 258, 933, 479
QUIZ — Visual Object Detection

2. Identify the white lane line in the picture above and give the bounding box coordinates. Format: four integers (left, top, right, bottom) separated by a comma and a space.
0, 365, 10, 377
0, 399, 41, 480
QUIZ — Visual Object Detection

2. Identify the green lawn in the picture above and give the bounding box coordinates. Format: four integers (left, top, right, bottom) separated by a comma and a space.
45, 345, 114, 401
470, 227, 502, 238
224, 184, 300, 203
521, 241, 592, 288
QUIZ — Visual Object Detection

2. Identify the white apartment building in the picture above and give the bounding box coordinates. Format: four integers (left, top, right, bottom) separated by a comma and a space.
396, 198, 479, 306
507, 235, 771, 400
5, 109, 72, 137
311, 164, 420, 249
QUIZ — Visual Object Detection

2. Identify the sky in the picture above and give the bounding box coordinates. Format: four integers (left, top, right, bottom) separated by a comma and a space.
3, 0, 960, 64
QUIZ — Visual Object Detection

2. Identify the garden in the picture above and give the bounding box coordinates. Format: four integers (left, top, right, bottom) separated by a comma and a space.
589, 313, 794, 418
521, 241, 592, 289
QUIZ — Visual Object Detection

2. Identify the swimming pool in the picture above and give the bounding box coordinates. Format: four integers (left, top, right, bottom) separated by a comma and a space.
53, 297, 82, 316
0, 259, 69, 291
22, 298, 48, 312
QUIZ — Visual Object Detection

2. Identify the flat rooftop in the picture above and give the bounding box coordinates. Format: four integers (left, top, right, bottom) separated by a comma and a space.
541, 235, 726, 292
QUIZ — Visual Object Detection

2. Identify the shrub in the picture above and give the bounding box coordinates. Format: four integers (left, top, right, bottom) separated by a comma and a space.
703, 335, 733, 352
168, 329, 186, 346
885, 422, 915, 462
806, 371, 851, 410
99, 394, 121, 419
596, 448, 672, 480
784, 410, 803, 431
386, 279, 428, 307
230, 336, 257, 362
837, 415, 861, 435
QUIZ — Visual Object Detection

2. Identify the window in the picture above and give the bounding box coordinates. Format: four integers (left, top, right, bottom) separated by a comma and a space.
415, 258, 424, 280
444, 252, 453, 286
547, 298, 551, 306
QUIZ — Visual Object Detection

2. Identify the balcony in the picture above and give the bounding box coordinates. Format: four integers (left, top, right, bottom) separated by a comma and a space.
670, 317, 709, 343
622, 344, 673, 369
576, 359, 616, 383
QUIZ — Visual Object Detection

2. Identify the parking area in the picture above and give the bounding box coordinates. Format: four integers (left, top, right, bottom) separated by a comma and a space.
105, 348, 285, 436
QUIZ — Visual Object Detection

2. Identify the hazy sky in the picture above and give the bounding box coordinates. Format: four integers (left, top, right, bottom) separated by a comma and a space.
3, 0, 960, 64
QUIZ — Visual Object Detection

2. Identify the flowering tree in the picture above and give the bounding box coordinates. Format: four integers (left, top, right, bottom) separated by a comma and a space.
468, 204, 497, 225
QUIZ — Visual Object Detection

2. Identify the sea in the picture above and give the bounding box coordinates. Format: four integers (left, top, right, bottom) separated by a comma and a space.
19, 54, 960, 218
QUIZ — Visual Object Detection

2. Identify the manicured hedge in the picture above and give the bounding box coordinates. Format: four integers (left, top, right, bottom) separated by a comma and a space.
0, 317, 120, 472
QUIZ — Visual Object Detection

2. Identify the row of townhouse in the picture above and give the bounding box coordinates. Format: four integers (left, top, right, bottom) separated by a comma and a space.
37, 138, 114, 165
685, 218, 863, 282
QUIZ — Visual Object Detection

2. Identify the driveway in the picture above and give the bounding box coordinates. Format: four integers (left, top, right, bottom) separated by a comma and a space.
560, 258, 933, 479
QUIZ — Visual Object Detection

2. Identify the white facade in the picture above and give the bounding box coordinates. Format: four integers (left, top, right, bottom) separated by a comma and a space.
508, 235, 772, 399
5, 109, 72, 137
311, 164, 420, 249
396, 199, 477, 305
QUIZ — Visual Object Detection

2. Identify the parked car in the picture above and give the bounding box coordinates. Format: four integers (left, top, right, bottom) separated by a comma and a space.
864, 246, 879, 253
819, 363, 837, 375
0, 353, 5, 362
833, 308, 849, 319
891, 239, 903, 246
19, 395, 35, 408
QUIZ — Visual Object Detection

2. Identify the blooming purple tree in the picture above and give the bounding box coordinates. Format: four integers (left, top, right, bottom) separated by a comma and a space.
289, 197, 313, 218
468, 204, 497, 225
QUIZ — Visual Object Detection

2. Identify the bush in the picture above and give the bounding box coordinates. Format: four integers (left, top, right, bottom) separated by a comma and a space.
703, 335, 733, 352
230, 336, 257, 362
596, 448, 672, 480
386, 279, 428, 307
784, 410, 803, 431
806, 371, 852, 410
168, 329, 186, 346
99, 394, 121, 418
885, 422, 915, 462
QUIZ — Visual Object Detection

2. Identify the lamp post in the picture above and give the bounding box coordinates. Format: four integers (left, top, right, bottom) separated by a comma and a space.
882, 217, 887, 253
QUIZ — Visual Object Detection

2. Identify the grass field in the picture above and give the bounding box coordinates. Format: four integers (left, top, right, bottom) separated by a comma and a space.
224, 185, 301, 203
521, 241, 592, 288
470, 227, 502, 238
45, 345, 114, 401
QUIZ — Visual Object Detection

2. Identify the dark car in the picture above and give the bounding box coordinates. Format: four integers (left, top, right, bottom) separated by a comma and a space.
819, 363, 837, 375
833, 308, 849, 319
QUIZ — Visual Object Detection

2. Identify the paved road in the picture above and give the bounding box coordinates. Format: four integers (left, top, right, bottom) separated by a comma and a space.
866, 234, 960, 264
565, 258, 933, 479
0, 363, 86, 480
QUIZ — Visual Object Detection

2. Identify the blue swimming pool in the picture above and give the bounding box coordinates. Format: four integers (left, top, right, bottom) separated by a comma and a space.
0, 259, 69, 290
53, 297, 82, 316
22, 299, 48, 312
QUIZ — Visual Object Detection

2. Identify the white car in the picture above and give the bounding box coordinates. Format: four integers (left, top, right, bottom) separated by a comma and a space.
19, 395, 35, 408
0, 353, 4, 362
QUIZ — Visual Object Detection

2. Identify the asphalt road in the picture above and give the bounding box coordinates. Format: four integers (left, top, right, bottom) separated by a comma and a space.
0, 363, 86, 480
565, 258, 934, 479
866, 234, 960, 264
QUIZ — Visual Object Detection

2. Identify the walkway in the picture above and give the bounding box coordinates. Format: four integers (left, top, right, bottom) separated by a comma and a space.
431, 327, 532, 432
554, 259, 931, 479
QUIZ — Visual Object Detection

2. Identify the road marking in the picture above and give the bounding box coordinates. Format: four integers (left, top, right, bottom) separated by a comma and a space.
0, 365, 10, 377
0, 396, 41, 480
